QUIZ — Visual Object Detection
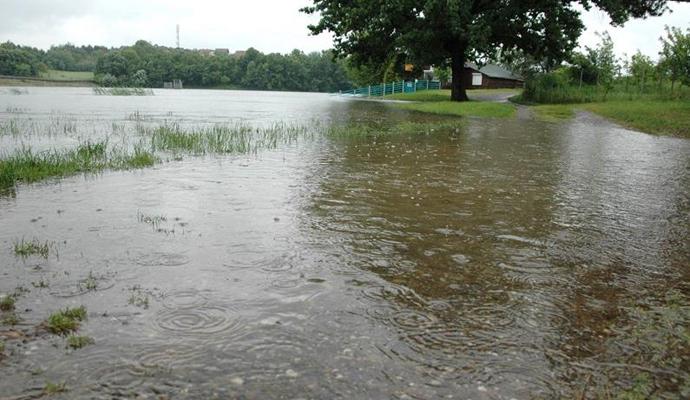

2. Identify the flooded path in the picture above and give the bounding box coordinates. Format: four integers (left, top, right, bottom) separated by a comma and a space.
0, 88, 688, 399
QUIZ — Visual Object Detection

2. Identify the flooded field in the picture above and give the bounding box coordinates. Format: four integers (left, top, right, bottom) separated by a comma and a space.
0, 87, 689, 399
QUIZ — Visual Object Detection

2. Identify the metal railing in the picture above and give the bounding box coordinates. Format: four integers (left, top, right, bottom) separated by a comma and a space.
338, 80, 441, 97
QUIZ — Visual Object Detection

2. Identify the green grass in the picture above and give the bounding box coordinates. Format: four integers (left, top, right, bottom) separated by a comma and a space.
397, 100, 516, 118
582, 100, 690, 138
524, 100, 690, 137
66, 335, 94, 349
0, 295, 16, 311
40, 70, 94, 81
0, 141, 155, 191
13, 238, 53, 259
46, 306, 87, 335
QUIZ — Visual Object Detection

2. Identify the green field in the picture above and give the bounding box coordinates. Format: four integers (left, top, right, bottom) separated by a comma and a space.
39, 70, 95, 81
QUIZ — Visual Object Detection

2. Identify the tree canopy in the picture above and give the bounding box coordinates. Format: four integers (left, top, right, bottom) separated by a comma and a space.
303, 0, 672, 101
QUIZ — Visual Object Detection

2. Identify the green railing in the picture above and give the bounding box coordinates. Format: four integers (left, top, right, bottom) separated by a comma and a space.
338, 80, 441, 97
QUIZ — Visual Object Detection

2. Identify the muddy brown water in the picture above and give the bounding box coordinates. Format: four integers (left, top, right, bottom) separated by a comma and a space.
0, 87, 689, 399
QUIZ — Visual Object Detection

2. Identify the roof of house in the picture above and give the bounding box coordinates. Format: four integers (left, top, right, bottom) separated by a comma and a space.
479, 64, 523, 81
464, 62, 480, 71
462, 62, 523, 81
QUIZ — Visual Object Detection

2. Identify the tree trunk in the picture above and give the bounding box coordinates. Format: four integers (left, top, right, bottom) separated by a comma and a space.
450, 48, 469, 102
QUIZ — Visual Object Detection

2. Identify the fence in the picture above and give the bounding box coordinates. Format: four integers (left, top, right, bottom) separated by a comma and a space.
338, 80, 441, 97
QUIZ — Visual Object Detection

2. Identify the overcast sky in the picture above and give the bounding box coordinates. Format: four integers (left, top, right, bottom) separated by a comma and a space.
1, 0, 688, 60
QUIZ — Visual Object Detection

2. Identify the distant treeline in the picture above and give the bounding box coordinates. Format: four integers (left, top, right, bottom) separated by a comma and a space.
0, 40, 353, 92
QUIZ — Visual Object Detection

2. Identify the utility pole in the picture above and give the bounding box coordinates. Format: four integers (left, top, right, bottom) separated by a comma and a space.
176, 24, 180, 49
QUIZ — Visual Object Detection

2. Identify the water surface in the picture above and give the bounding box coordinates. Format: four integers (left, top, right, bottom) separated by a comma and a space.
0, 87, 688, 399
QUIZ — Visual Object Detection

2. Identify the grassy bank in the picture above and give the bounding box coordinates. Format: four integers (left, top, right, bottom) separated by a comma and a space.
0, 77, 95, 87
40, 70, 95, 81
0, 70, 95, 87
528, 100, 690, 138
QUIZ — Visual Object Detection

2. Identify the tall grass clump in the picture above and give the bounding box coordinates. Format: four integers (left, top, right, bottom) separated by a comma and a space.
46, 306, 87, 335
0, 141, 155, 191
13, 238, 53, 259
0, 119, 21, 136
148, 122, 309, 155
0, 294, 16, 311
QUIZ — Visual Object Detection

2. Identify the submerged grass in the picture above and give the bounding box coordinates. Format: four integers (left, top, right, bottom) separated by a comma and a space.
148, 122, 310, 154
46, 306, 87, 335
326, 121, 464, 139
66, 335, 94, 349
13, 238, 53, 259
93, 87, 153, 96
1, 313, 20, 325
43, 381, 67, 395
0, 141, 155, 191
0, 295, 16, 311
137, 211, 167, 228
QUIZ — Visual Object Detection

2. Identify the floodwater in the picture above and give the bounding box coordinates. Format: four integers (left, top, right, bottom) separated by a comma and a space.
0, 87, 688, 399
